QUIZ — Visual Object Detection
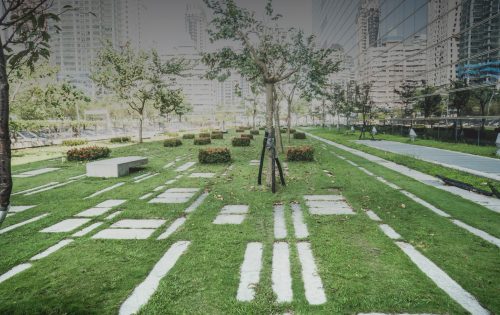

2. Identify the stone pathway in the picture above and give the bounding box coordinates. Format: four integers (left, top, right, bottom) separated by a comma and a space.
149, 188, 199, 204
25, 180, 77, 196
357, 140, 500, 181
189, 173, 215, 178
93, 219, 166, 240
0, 213, 50, 235
84, 183, 125, 199
134, 173, 159, 183
307, 132, 500, 214
12, 182, 59, 196
6, 205, 37, 217
213, 205, 249, 225
175, 162, 196, 172
304, 195, 355, 215
13, 167, 60, 178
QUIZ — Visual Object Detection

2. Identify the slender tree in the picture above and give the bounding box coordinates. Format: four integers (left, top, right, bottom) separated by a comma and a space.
202, 0, 336, 187
0, 0, 73, 226
394, 81, 417, 119
92, 43, 189, 143
416, 81, 442, 118
473, 86, 496, 129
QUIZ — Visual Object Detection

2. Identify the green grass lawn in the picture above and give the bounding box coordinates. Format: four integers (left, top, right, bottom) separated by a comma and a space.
0, 131, 498, 314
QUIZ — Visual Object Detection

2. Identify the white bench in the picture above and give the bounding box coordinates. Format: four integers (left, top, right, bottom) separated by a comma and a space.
86, 156, 148, 178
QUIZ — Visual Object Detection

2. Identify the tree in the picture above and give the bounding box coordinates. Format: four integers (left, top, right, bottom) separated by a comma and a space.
1, 1, 73, 226
202, 0, 337, 187
415, 81, 442, 118
354, 83, 373, 139
342, 81, 357, 128
448, 80, 471, 117
327, 83, 345, 130
174, 99, 192, 122
472, 86, 496, 129
394, 81, 417, 119
92, 43, 189, 143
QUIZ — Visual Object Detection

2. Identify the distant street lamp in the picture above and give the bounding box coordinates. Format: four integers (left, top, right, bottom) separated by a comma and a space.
409, 128, 417, 142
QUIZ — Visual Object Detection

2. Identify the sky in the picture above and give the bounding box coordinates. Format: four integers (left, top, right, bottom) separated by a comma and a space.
141, 0, 313, 53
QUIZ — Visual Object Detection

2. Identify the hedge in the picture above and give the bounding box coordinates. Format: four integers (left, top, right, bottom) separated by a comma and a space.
232, 137, 250, 147
241, 134, 254, 140
289, 129, 296, 134
286, 146, 314, 162
182, 133, 195, 139
198, 132, 210, 138
211, 132, 223, 139
250, 130, 259, 135
67, 146, 110, 162
110, 136, 131, 143
62, 139, 88, 146
236, 129, 244, 133
199, 147, 231, 164
194, 137, 211, 145
164, 138, 182, 147
294, 132, 306, 139
259, 127, 265, 130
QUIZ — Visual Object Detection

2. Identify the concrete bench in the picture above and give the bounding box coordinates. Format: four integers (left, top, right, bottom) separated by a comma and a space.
86, 156, 148, 178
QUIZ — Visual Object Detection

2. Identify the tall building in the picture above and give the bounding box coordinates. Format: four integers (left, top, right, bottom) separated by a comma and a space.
185, 1, 208, 52
357, 0, 380, 82
457, 0, 500, 84
426, 0, 461, 87
365, 35, 427, 109
48, 0, 142, 97
378, 0, 428, 44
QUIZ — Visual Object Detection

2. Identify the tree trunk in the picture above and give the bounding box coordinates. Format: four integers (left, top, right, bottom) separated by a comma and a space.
321, 100, 326, 127
265, 82, 274, 187
0, 40, 12, 226
252, 107, 256, 130
287, 99, 292, 143
138, 113, 144, 143
274, 101, 283, 153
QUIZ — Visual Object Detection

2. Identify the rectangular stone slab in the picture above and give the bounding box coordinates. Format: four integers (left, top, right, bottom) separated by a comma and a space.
189, 173, 215, 178
111, 219, 166, 229
165, 188, 199, 193
75, 207, 112, 217
213, 214, 246, 225
92, 228, 155, 240
86, 156, 148, 178
157, 192, 194, 199
95, 200, 127, 208
149, 197, 191, 204
308, 207, 355, 215
9, 205, 37, 213
304, 195, 345, 201
220, 205, 249, 214
41, 218, 91, 233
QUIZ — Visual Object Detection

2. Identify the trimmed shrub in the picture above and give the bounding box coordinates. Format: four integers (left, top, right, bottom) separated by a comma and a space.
232, 137, 250, 147
110, 136, 131, 143
62, 139, 88, 146
250, 130, 259, 135
67, 146, 110, 162
286, 146, 314, 162
236, 128, 244, 133
198, 132, 210, 138
293, 132, 306, 139
280, 128, 286, 133
182, 133, 195, 139
289, 128, 296, 134
164, 138, 182, 147
259, 127, 265, 130
194, 137, 211, 145
211, 132, 223, 139
199, 147, 231, 164
241, 134, 254, 140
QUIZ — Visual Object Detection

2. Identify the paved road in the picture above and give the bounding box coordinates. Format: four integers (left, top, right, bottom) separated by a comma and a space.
356, 140, 500, 181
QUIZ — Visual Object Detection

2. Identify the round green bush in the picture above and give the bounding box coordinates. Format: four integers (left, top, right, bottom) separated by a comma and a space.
198, 132, 210, 138
182, 133, 195, 139
250, 130, 259, 135
67, 146, 110, 162
232, 137, 250, 147
199, 147, 231, 164
164, 138, 182, 147
293, 132, 306, 139
110, 136, 131, 143
194, 137, 211, 145
211, 132, 223, 139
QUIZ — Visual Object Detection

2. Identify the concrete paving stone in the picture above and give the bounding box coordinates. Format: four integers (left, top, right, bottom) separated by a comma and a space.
149, 197, 190, 204
134, 173, 159, 183
12, 182, 59, 196
84, 182, 125, 199
220, 205, 249, 214
0, 213, 50, 235
165, 179, 177, 185
95, 200, 127, 208
272, 242, 293, 303
119, 241, 190, 315
213, 214, 246, 225
92, 228, 155, 240
396, 242, 489, 315
165, 188, 199, 193
154, 185, 165, 192
139, 193, 153, 200
72, 222, 104, 237
185, 192, 209, 213
189, 173, 216, 178
0, 263, 32, 284
274, 205, 287, 239
41, 218, 91, 233
26, 180, 77, 196
30, 239, 74, 260
304, 195, 345, 201
105, 211, 123, 220
9, 205, 36, 214
309, 207, 355, 215
175, 162, 196, 172
157, 218, 186, 240
365, 210, 382, 221
237, 242, 263, 302
291, 203, 309, 239
13, 167, 60, 178
379, 224, 402, 240
111, 219, 166, 229
75, 207, 112, 217
297, 242, 326, 305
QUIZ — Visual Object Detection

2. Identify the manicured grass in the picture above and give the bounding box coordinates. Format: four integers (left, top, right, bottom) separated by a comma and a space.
308, 127, 500, 193
0, 130, 498, 314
